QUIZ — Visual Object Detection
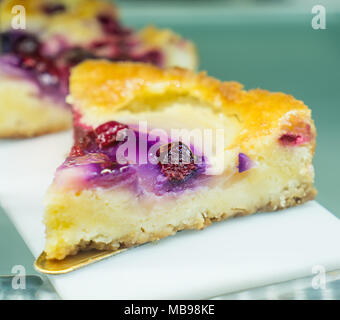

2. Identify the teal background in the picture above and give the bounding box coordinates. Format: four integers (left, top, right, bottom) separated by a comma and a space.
0, 1, 339, 280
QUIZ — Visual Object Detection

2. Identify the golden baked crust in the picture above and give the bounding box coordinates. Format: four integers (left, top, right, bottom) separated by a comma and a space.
70, 60, 316, 151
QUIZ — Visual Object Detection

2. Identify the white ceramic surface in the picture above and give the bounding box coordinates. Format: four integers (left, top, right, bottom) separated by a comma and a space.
1, 132, 340, 299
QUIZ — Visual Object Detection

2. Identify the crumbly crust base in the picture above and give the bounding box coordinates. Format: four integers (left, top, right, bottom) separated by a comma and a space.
0, 121, 71, 139
50, 183, 316, 260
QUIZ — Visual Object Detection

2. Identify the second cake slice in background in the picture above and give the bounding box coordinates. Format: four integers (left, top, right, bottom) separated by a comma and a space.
0, 0, 198, 137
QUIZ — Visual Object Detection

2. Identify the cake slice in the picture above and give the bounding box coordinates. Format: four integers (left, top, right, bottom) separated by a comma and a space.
0, 0, 197, 137
44, 61, 317, 260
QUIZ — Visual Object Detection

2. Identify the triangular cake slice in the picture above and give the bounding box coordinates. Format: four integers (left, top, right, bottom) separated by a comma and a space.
0, 0, 197, 137
44, 61, 317, 260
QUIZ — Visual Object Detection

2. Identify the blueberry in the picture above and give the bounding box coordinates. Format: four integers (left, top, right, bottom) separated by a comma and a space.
1, 31, 41, 56
13, 34, 40, 56
0, 32, 13, 54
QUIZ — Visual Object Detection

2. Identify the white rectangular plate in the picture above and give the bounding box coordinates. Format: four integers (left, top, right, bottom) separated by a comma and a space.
1, 132, 340, 299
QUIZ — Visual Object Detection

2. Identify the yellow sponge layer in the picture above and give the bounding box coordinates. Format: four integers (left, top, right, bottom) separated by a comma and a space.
0, 75, 71, 137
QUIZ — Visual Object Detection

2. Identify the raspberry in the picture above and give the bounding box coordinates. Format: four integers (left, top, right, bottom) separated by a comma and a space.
20, 55, 61, 88
69, 145, 84, 157
160, 163, 197, 183
135, 50, 163, 67
158, 142, 197, 183
97, 14, 131, 36
279, 123, 312, 147
279, 131, 311, 146
95, 121, 128, 149
21, 57, 39, 69
279, 133, 301, 146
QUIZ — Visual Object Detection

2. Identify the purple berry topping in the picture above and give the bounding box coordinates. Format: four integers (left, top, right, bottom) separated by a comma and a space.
69, 145, 84, 157
238, 153, 253, 173
21, 55, 62, 88
279, 132, 311, 146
